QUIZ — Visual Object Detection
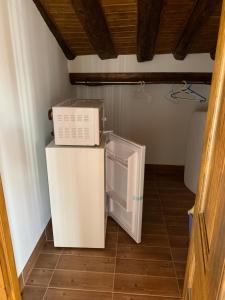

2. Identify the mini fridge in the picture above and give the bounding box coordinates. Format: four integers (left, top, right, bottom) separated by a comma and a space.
46, 133, 145, 248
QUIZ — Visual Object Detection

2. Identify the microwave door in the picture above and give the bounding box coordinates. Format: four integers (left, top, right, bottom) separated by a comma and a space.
106, 133, 146, 243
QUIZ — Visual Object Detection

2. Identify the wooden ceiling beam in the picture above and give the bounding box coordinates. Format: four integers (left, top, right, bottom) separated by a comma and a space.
173, 0, 220, 60
69, 72, 212, 85
137, 0, 164, 62
71, 0, 117, 60
33, 0, 75, 60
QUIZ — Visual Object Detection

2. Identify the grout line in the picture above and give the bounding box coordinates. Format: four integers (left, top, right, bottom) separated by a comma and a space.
62, 244, 172, 251
28, 266, 178, 279
42, 247, 62, 300
113, 291, 181, 298
119, 232, 172, 237
156, 180, 184, 298
59, 251, 117, 258
25, 284, 49, 289
58, 255, 174, 263
117, 244, 171, 249
25, 284, 181, 299
40, 285, 180, 298
169, 244, 181, 297
47, 285, 113, 294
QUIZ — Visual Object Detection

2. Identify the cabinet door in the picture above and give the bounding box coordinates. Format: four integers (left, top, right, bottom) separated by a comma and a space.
106, 133, 145, 243
46, 142, 105, 248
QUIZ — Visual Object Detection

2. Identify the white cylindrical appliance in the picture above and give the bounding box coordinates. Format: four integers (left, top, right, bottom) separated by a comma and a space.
184, 111, 207, 194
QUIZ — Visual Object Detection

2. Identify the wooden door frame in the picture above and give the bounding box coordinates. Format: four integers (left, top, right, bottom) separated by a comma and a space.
0, 177, 21, 300
183, 0, 225, 298
0, 1, 225, 300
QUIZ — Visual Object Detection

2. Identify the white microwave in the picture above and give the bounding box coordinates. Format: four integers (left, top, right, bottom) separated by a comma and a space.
52, 99, 104, 146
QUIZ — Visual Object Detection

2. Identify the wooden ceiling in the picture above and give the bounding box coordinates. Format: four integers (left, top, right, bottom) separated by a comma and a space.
34, 0, 222, 61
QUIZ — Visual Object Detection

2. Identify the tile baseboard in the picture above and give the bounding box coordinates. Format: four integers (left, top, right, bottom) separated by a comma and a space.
18, 219, 51, 291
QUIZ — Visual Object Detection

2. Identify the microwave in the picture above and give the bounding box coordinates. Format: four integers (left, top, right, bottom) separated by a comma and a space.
52, 99, 104, 146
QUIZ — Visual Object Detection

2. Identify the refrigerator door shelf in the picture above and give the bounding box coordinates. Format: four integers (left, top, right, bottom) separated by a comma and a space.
106, 133, 146, 243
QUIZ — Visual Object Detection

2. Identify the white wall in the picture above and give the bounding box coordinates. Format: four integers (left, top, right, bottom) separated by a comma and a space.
73, 84, 209, 165
69, 54, 212, 165
68, 54, 214, 73
0, 0, 213, 275
0, 0, 71, 275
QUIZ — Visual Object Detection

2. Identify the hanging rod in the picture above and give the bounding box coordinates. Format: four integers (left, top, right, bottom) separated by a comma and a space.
74, 81, 151, 86
69, 72, 212, 85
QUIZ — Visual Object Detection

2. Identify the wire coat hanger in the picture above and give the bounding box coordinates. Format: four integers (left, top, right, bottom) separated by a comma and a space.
170, 81, 207, 102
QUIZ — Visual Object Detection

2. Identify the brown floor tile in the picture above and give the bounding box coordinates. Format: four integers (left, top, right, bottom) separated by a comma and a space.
106, 232, 118, 248
164, 216, 188, 226
143, 206, 162, 213
143, 199, 161, 209
174, 262, 186, 278
63, 247, 116, 258
142, 212, 165, 223
160, 190, 195, 202
142, 222, 167, 235
169, 235, 189, 248
143, 192, 159, 200
162, 199, 194, 209
162, 207, 189, 216
144, 178, 156, 184
34, 253, 59, 269
143, 185, 158, 191
171, 248, 188, 262
26, 268, 53, 287
107, 217, 118, 232
23, 169, 190, 300
117, 246, 171, 261
118, 232, 169, 247
167, 225, 189, 236
158, 188, 193, 195
143, 196, 159, 203
114, 273, 180, 297
45, 288, 112, 299
178, 279, 184, 294
46, 221, 53, 241
22, 233, 46, 283
113, 294, 181, 300
157, 184, 185, 189
41, 241, 63, 254
144, 175, 156, 181
50, 269, 114, 291
22, 286, 46, 300
57, 255, 115, 273
116, 258, 175, 277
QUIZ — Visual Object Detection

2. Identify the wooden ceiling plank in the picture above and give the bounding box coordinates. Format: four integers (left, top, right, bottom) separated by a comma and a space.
71, 0, 117, 59
173, 0, 221, 60
137, 0, 164, 62
33, 0, 75, 60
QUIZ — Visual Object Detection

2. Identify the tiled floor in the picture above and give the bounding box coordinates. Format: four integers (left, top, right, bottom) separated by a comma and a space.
22, 167, 195, 300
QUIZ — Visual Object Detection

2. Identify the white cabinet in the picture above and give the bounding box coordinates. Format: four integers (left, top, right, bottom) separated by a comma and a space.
46, 133, 145, 248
